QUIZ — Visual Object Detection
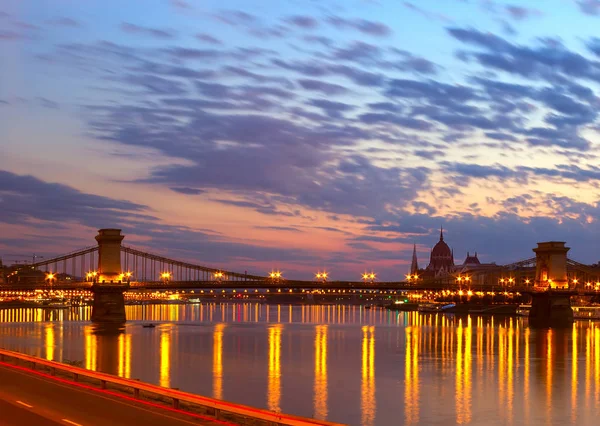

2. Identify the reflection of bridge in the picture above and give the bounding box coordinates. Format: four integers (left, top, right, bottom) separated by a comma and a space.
3, 229, 599, 326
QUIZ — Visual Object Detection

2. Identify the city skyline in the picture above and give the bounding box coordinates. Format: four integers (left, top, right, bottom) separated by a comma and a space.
3, 0, 600, 280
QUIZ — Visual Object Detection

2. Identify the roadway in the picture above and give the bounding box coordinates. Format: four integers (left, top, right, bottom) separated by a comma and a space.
0, 362, 231, 426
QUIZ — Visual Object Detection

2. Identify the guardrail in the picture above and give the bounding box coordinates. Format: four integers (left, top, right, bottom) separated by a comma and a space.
0, 348, 344, 426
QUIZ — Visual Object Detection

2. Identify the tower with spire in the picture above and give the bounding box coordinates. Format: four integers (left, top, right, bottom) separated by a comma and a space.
410, 243, 419, 275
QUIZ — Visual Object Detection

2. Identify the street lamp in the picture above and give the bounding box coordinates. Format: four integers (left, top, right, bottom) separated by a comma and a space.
269, 271, 282, 282
316, 272, 328, 283
214, 271, 224, 281
161, 272, 171, 282
362, 272, 375, 283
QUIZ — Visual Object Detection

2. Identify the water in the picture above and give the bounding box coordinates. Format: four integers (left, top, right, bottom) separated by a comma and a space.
1, 303, 600, 426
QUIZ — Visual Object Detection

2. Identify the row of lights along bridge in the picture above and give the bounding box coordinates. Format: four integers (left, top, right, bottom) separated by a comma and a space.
40, 271, 600, 289
41, 270, 378, 284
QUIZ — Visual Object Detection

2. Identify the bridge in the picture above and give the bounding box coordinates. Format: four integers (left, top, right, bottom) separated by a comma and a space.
3, 229, 600, 326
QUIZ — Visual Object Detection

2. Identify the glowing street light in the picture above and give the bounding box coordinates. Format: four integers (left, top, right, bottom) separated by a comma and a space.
269, 271, 282, 281
316, 271, 328, 283
362, 272, 376, 283
525, 278, 531, 285
161, 272, 171, 282
214, 271, 224, 281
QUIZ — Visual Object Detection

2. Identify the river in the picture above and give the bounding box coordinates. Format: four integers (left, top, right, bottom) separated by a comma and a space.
1, 303, 599, 426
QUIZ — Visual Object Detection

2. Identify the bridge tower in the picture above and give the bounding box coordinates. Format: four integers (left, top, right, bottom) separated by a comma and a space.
91, 229, 129, 323
529, 241, 574, 328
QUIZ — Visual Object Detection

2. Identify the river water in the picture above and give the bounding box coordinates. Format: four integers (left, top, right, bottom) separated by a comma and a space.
1, 303, 600, 426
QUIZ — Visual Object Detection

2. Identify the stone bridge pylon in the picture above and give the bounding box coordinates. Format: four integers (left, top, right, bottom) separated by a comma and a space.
91, 229, 129, 323
529, 241, 574, 328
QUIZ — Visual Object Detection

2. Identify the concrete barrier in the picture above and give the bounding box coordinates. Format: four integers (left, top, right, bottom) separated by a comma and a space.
0, 348, 344, 426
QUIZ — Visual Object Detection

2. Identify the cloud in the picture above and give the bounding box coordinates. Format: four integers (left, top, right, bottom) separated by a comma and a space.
215, 10, 257, 26
326, 16, 392, 36
48, 17, 81, 27
0, 170, 150, 228
577, 0, 600, 15
505, 5, 542, 20
120, 22, 175, 39
285, 15, 319, 29
403, 2, 452, 22
37, 97, 59, 109
255, 226, 302, 232
169, 0, 193, 9
170, 187, 205, 195
309, 99, 355, 118
448, 27, 600, 83
297, 79, 348, 95
196, 33, 221, 45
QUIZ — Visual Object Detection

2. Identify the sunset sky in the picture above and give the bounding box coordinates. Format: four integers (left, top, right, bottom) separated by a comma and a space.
2, 0, 600, 280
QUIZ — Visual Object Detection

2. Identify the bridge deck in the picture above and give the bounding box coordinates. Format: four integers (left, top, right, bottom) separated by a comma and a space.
2, 281, 600, 295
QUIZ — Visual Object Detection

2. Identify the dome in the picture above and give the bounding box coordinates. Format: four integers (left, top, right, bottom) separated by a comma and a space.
431, 239, 452, 257
426, 226, 455, 273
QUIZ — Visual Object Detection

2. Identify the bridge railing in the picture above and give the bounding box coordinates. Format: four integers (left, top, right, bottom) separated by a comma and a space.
0, 348, 342, 426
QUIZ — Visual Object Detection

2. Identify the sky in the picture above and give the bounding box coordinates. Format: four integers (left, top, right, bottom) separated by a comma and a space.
2, 0, 600, 280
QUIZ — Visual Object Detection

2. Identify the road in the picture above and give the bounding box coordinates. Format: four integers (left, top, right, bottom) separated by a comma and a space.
0, 362, 231, 426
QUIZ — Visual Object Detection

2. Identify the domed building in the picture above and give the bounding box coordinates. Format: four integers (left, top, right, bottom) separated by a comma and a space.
426, 227, 455, 277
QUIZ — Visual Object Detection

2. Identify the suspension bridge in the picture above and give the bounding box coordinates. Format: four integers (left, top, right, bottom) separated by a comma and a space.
2, 229, 600, 325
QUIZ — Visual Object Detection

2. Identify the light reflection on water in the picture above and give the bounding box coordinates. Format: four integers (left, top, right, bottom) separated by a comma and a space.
3, 304, 600, 425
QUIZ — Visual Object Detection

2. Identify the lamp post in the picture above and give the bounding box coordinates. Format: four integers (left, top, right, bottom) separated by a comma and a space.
316, 272, 328, 283
46, 272, 55, 289
362, 272, 375, 284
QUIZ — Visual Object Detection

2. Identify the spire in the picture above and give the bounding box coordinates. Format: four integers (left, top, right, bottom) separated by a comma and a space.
410, 243, 419, 274
440, 225, 444, 241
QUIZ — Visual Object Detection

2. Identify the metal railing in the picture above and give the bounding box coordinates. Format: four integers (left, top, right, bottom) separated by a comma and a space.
0, 348, 343, 426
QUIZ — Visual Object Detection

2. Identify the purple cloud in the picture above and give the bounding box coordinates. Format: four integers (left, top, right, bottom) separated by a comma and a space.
505, 5, 542, 20
0, 30, 25, 40
121, 22, 175, 39
48, 17, 81, 27
326, 16, 392, 36
170, 0, 192, 9
577, 0, 600, 15
286, 15, 319, 29
170, 187, 205, 195
297, 79, 348, 95
196, 33, 222, 45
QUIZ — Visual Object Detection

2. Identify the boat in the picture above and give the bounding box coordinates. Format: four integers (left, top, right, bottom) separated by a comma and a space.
386, 302, 419, 311
572, 306, 600, 320
45, 301, 72, 309
142, 323, 156, 328
418, 303, 448, 313
516, 304, 531, 316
